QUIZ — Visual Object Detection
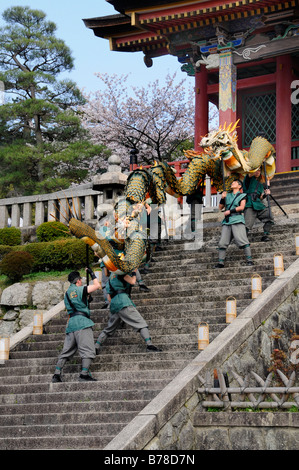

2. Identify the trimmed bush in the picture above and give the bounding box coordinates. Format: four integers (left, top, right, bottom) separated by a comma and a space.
0, 245, 14, 262
23, 238, 94, 272
0, 251, 34, 282
36, 221, 71, 242
0, 227, 22, 246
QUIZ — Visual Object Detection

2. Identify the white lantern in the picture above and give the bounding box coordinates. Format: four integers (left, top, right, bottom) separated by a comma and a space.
0, 337, 10, 361
198, 322, 209, 350
226, 296, 237, 323
33, 312, 43, 335
251, 274, 262, 298
168, 215, 175, 237
274, 253, 284, 276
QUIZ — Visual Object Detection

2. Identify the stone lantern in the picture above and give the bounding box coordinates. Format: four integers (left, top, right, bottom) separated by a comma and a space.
92, 154, 128, 218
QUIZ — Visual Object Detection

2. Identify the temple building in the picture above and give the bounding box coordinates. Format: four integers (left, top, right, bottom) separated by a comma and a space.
83, 0, 299, 173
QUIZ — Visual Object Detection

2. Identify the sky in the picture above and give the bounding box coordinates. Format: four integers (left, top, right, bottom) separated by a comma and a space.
0, 0, 187, 95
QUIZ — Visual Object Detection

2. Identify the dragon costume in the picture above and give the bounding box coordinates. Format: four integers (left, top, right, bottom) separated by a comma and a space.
68, 123, 276, 274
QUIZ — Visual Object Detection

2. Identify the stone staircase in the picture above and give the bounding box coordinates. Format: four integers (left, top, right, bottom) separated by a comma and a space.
0, 213, 298, 450
267, 170, 299, 207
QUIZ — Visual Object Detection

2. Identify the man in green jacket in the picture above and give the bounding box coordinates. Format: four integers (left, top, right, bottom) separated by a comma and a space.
215, 179, 253, 268
242, 169, 274, 241
95, 270, 161, 354
52, 267, 101, 383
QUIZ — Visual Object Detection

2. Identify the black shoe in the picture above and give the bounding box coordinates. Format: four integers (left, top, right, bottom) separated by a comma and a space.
52, 374, 62, 383
79, 374, 97, 382
213, 263, 224, 269
246, 260, 254, 266
139, 284, 150, 292
261, 235, 270, 242
146, 345, 162, 352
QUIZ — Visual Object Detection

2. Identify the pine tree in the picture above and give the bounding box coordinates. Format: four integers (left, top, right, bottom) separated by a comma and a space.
0, 6, 108, 196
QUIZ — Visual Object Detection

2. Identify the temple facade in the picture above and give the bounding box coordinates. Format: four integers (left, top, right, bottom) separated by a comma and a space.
84, 0, 299, 173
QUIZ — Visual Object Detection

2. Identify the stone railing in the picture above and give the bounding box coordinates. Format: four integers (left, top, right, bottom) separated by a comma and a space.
0, 183, 103, 229
0, 154, 219, 230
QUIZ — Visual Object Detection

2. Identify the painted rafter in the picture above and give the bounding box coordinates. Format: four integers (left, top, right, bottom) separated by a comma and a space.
113, 0, 297, 50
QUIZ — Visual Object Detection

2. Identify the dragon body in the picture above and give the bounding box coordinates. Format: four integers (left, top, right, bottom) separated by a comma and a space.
68, 124, 276, 274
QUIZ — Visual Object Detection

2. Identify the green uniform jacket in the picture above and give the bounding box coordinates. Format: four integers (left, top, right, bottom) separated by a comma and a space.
222, 191, 246, 226
243, 175, 266, 211
106, 273, 136, 314
64, 284, 94, 333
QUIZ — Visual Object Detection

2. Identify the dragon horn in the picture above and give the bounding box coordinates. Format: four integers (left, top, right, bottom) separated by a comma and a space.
230, 119, 240, 133
226, 122, 233, 133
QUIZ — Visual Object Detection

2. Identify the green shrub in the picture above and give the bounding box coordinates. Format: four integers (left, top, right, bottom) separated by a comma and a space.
36, 221, 71, 242
0, 245, 14, 262
0, 227, 22, 246
24, 238, 94, 271
0, 251, 34, 282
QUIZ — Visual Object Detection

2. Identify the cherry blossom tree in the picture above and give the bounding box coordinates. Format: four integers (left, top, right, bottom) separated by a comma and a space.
80, 72, 196, 169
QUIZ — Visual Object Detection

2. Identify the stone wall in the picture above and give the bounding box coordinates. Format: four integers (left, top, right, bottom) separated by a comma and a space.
0, 280, 68, 337
144, 285, 299, 451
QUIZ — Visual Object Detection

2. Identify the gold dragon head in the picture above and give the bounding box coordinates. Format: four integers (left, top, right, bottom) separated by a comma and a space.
199, 121, 239, 161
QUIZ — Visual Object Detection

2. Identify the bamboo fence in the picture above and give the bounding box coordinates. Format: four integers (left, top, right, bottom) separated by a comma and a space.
197, 369, 299, 411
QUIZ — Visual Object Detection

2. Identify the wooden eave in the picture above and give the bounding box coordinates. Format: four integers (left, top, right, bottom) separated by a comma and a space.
84, 0, 298, 53
132, 0, 297, 34
107, 0, 187, 14
83, 13, 137, 38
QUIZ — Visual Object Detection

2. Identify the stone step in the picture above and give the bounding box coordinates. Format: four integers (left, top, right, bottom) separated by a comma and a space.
0, 399, 150, 415
139, 247, 296, 264
33, 299, 253, 325
0, 387, 161, 405
7, 339, 211, 361
12, 325, 228, 351
0, 368, 180, 385
1, 348, 197, 369
0, 377, 173, 397
0, 422, 130, 439
0, 410, 137, 426
0, 356, 191, 374
0, 359, 183, 377
0, 435, 113, 450
185, 233, 298, 248
142, 248, 297, 264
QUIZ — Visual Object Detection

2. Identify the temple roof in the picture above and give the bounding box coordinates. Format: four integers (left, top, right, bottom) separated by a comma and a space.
83, 0, 299, 64
106, 0, 184, 12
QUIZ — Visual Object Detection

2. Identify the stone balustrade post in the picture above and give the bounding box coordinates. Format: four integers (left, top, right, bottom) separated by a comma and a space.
59, 199, 69, 224
35, 202, 45, 226
23, 202, 33, 227
84, 195, 94, 220
0, 205, 9, 228
11, 204, 20, 227
205, 176, 212, 208
47, 200, 57, 222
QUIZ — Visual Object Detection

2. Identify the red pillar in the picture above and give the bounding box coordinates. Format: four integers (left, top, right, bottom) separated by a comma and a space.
194, 66, 208, 151
276, 55, 292, 173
